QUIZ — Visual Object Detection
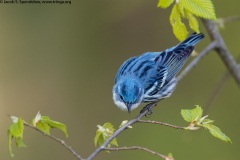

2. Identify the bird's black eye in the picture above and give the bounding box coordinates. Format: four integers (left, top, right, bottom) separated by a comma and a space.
120, 95, 123, 100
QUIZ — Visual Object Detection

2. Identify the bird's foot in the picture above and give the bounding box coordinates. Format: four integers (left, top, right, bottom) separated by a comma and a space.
140, 102, 158, 117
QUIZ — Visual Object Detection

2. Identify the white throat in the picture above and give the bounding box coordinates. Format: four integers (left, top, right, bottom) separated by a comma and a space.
113, 92, 141, 111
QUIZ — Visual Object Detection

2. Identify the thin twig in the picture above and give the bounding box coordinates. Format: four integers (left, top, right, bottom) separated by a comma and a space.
24, 122, 84, 160
87, 103, 186, 160
202, 19, 240, 86
138, 120, 186, 129
86, 108, 149, 160
104, 146, 172, 160
204, 71, 230, 111
204, 55, 240, 111
177, 41, 217, 81
216, 16, 240, 27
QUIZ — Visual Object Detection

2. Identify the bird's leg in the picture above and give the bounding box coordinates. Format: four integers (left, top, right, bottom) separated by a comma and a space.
140, 101, 158, 117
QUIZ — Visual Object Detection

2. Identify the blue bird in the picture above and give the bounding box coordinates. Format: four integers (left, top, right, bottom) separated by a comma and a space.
113, 33, 204, 113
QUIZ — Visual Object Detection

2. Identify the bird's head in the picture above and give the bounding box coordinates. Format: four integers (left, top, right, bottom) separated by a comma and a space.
113, 77, 144, 113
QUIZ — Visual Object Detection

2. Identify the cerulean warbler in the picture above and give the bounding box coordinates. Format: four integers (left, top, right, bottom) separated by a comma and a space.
113, 33, 204, 113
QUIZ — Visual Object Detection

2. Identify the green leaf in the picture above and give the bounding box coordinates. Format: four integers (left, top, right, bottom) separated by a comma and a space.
94, 130, 105, 147
177, 3, 185, 17
8, 131, 14, 158
8, 118, 24, 138
16, 137, 27, 147
94, 123, 118, 148
181, 106, 232, 143
181, 109, 192, 122
31, 112, 68, 137
190, 105, 203, 121
180, 0, 216, 20
102, 122, 115, 132
42, 116, 68, 137
168, 153, 173, 157
203, 124, 232, 143
36, 120, 51, 135
8, 118, 25, 157
165, 153, 174, 160
157, 0, 174, 8
181, 105, 203, 122
186, 10, 199, 33
170, 4, 188, 41
110, 137, 118, 147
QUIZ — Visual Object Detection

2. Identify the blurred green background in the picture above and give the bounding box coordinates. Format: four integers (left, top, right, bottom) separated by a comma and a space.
0, 0, 239, 160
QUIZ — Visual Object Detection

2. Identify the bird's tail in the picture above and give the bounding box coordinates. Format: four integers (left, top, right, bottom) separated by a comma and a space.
178, 32, 204, 46
165, 33, 204, 54
157, 33, 204, 83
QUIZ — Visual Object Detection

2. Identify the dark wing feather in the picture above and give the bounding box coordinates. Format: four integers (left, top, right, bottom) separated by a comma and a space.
163, 46, 194, 83
156, 33, 204, 84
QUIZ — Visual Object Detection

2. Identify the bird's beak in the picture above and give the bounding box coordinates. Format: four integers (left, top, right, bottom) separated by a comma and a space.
126, 103, 132, 114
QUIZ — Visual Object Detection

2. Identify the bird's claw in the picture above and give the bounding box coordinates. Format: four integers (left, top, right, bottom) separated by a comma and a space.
140, 102, 157, 117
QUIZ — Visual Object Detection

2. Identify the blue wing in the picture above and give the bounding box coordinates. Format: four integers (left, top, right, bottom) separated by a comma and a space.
157, 32, 204, 84
143, 33, 204, 99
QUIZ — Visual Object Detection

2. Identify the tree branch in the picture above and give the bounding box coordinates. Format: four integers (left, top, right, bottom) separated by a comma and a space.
104, 146, 173, 160
87, 102, 188, 160
24, 122, 84, 160
216, 16, 240, 27
137, 120, 186, 129
202, 19, 240, 86
177, 41, 217, 81
204, 55, 240, 111
86, 108, 150, 160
